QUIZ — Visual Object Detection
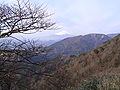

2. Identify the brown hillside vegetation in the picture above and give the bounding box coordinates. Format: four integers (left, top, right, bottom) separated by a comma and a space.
34, 34, 120, 90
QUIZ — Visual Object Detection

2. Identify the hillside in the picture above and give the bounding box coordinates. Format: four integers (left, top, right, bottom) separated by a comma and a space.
35, 34, 120, 90
47, 34, 110, 59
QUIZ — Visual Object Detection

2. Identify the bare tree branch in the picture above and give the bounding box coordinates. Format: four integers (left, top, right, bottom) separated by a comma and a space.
0, 0, 55, 38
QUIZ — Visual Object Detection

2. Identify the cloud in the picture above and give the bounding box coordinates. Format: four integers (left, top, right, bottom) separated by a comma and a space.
55, 30, 70, 35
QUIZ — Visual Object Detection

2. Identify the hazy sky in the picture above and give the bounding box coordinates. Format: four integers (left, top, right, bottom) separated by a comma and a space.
0, 0, 120, 39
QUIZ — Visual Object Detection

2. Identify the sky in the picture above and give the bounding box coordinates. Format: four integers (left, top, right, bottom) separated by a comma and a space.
0, 0, 120, 40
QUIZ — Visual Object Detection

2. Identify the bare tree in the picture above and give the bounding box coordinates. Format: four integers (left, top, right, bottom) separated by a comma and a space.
0, 0, 55, 38
0, 0, 55, 90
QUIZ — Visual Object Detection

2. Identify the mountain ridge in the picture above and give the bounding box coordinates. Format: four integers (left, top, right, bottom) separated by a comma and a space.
47, 33, 111, 60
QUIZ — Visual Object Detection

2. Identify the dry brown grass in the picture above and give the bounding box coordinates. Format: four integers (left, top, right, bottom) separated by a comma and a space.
69, 73, 120, 90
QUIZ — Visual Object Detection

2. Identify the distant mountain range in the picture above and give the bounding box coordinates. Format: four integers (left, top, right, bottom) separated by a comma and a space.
37, 34, 73, 46
33, 33, 119, 61
107, 33, 119, 38
38, 33, 119, 46
40, 34, 73, 41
